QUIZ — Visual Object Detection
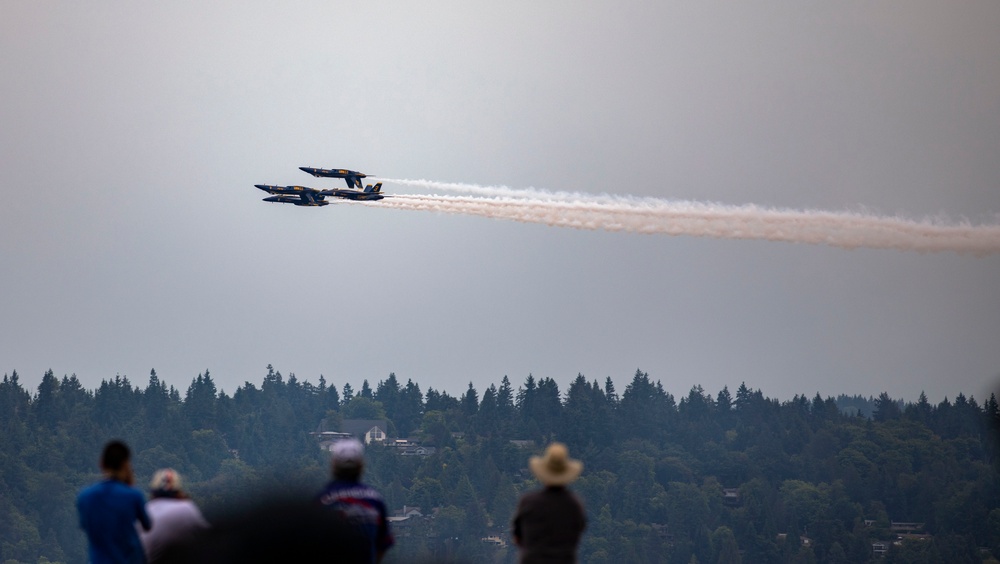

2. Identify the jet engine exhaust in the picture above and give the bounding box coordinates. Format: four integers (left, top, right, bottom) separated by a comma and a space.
369, 179, 1000, 255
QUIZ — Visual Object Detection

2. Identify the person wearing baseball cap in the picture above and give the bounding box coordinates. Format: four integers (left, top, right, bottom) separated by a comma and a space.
511, 442, 587, 563
315, 439, 394, 563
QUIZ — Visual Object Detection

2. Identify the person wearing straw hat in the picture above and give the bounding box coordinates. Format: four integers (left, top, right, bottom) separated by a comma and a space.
511, 442, 587, 563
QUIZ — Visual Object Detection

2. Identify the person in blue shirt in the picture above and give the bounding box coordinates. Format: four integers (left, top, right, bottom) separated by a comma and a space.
77, 440, 152, 564
316, 439, 394, 563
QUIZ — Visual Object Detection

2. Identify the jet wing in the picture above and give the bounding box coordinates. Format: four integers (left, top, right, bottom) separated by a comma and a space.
262, 195, 329, 206
255, 184, 324, 195
255, 184, 285, 194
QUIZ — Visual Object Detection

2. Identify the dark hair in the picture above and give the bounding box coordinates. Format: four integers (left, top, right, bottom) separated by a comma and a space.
151, 489, 183, 500
332, 464, 363, 482
101, 440, 131, 471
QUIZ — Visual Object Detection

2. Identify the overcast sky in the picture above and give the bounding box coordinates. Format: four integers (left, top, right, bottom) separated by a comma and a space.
2, 2, 998, 404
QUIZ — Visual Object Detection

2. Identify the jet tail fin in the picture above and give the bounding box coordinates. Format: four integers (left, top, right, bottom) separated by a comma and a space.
365, 183, 382, 194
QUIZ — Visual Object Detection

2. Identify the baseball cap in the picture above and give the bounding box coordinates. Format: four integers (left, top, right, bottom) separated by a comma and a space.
331, 439, 365, 468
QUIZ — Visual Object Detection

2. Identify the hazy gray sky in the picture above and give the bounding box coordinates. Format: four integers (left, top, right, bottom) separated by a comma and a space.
2, 2, 998, 403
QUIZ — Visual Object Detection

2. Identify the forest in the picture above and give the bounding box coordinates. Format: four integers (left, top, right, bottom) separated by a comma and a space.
1, 366, 999, 563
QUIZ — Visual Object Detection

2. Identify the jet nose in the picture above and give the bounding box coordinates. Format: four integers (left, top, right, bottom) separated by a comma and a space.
255, 184, 269, 191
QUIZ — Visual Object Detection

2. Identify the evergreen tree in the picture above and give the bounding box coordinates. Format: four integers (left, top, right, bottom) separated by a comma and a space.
31, 369, 60, 430
563, 374, 600, 449
476, 384, 499, 436
496, 375, 516, 436
341, 382, 354, 406
604, 376, 619, 409
184, 370, 217, 430
716, 385, 733, 413
516, 374, 539, 439
873, 392, 901, 422
461, 382, 479, 421
375, 373, 401, 416
424, 386, 459, 413
534, 377, 562, 440
318, 375, 341, 414
620, 369, 673, 443
395, 378, 423, 437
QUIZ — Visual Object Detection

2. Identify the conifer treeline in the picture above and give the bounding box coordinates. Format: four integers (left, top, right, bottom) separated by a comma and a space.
1, 366, 998, 563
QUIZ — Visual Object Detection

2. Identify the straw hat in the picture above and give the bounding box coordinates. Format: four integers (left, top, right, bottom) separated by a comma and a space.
529, 443, 583, 486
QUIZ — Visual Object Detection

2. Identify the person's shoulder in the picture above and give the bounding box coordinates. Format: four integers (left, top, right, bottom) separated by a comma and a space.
359, 482, 387, 500
146, 496, 180, 510
78, 480, 98, 494
78, 480, 135, 507
111, 481, 145, 498
519, 487, 549, 503
328, 481, 386, 502
152, 498, 204, 517
77, 481, 102, 503
317, 480, 341, 496
346, 481, 386, 500
102, 481, 146, 506
171, 498, 203, 513
79, 479, 118, 497
537, 486, 583, 505
327, 480, 378, 493
552, 486, 582, 500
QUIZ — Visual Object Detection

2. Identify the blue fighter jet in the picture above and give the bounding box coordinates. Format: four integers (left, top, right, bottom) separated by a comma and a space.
299, 167, 368, 190
255, 167, 385, 206
255, 185, 333, 206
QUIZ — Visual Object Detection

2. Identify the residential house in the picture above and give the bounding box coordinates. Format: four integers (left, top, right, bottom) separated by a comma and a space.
400, 445, 435, 456
872, 541, 890, 556
383, 438, 435, 456
341, 419, 389, 444
722, 488, 741, 506
890, 522, 926, 534
481, 535, 507, 547
311, 431, 353, 453
387, 506, 423, 523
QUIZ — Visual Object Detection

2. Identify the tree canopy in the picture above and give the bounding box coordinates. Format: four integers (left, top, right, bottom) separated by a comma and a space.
1, 367, 998, 563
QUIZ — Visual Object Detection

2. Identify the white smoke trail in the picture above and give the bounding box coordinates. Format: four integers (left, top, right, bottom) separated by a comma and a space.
362, 188, 1000, 254
378, 177, 647, 204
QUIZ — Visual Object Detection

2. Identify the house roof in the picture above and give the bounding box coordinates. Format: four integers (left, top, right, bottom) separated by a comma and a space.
341, 419, 388, 437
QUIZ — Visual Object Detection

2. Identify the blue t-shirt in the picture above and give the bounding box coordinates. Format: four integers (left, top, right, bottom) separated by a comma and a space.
77, 479, 151, 564
317, 480, 394, 562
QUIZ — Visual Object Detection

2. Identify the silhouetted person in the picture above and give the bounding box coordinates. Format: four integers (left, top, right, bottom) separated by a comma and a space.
77, 440, 152, 564
156, 498, 369, 564
512, 442, 587, 564
139, 469, 209, 563
316, 439, 394, 563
